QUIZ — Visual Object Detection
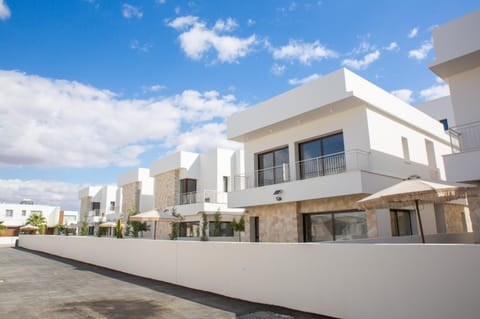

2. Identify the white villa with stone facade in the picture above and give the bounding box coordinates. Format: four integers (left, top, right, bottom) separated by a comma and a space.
227, 67, 470, 243
78, 185, 118, 235
149, 148, 244, 240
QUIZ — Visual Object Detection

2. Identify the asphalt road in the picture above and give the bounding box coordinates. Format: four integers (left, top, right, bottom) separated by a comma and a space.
0, 247, 334, 319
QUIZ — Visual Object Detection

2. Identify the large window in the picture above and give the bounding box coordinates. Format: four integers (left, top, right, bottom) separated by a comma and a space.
91, 202, 100, 215
179, 221, 200, 237
304, 211, 368, 242
109, 201, 115, 211
390, 209, 413, 236
5, 209, 13, 217
298, 132, 345, 179
180, 179, 197, 204
209, 221, 234, 237
257, 147, 289, 187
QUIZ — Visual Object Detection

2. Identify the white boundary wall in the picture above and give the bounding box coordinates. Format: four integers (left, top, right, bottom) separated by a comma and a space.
19, 235, 480, 319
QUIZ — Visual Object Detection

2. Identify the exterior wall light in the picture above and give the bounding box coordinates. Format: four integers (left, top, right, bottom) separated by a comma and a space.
273, 190, 283, 201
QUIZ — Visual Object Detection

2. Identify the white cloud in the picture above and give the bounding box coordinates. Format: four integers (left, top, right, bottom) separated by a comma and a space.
0, 0, 11, 20
288, 73, 320, 86
247, 18, 256, 26
0, 70, 245, 167
122, 3, 143, 19
419, 83, 450, 101
167, 16, 257, 63
391, 89, 414, 104
271, 63, 286, 76
342, 50, 380, 70
156, 0, 166, 4
172, 122, 242, 153
142, 84, 166, 93
0, 179, 82, 210
408, 27, 419, 38
385, 42, 399, 51
272, 40, 337, 65
408, 41, 433, 60
174, 6, 181, 14
130, 40, 153, 53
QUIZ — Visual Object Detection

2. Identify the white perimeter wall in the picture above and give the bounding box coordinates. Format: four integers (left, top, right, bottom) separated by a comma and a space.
19, 236, 480, 319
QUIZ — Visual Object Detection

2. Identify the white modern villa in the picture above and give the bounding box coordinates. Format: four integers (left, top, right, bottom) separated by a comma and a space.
78, 185, 118, 235
0, 200, 61, 235
227, 67, 469, 242
428, 9, 480, 242
149, 148, 244, 240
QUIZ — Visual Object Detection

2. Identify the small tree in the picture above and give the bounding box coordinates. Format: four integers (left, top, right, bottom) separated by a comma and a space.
231, 215, 245, 242
213, 209, 222, 237
26, 213, 46, 227
200, 212, 208, 241
169, 208, 183, 240
80, 216, 88, 236
116, 219, 123, 239
0, 220, 5, 236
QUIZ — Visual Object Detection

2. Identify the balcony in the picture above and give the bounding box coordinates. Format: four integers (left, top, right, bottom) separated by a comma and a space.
448, 121, 480, 153
445, 121, 480, 182
233, 150, 369, 191
87, 210, 105, 223
177, 190, 228, 205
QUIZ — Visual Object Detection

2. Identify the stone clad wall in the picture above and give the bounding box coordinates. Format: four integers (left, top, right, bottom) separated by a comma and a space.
121, 181, 141, 214
444, 203, 467, 233
243, 194, 375, 242
154, 170, 179, 210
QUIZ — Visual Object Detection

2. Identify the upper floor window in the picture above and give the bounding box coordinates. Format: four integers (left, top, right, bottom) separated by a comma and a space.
21, 210, 26, 216
5, 209, 13, 217
257, 147, 289, 187
109, 201, 115, 211
439, 118, 449, 131
91, 202, 100, 212
223, 176, 229, 192
298, 132, 345, 179
180, 178, 197, 204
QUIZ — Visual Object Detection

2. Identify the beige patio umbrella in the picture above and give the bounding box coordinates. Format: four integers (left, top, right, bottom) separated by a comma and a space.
357, 176, 477, 243
99, 222, 117, 227
20, 224, 38, 231
129, 209, 179, 240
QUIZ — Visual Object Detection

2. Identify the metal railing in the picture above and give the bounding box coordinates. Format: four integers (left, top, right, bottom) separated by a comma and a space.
448, 121, 480, 153
296, 152, 346, 180
177, 190, 228, 205
233, 150, 370, 191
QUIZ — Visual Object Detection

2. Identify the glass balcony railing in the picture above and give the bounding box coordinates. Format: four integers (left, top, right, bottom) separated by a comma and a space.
177, 190, 228, 205
448, 121, 480, 153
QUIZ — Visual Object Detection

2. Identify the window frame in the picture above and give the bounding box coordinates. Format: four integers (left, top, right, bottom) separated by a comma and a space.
256, 146, 289, 187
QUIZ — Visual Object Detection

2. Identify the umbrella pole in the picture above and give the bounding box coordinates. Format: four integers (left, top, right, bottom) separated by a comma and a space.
154, 221, 157, 240
415, 199, 426, 244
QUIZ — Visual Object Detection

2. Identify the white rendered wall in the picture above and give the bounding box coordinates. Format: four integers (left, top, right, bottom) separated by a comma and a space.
19, 235, 480, 319
448, 66, 480, 126
415, 96, 456, 128
0, 204, 60, 227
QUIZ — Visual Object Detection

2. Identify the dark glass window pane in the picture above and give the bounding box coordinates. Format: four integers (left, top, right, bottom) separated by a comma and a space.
309, 214, 334, 242
391, 210, 412, 236
334, 211, 368, 241
321, 133, 345, 155
274, 148, 289, 165
257, 147, 289, 186
258, 152, 273, 170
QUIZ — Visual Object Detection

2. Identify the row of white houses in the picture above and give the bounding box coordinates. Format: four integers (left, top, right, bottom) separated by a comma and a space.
79, 9, 480, 243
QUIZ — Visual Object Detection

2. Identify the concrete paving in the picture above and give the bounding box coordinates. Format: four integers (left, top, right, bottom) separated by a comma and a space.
0, 247, 335, 319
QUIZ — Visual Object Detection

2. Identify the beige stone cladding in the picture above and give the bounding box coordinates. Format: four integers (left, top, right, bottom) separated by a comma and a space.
122, 181, 141, 214
243, 194, 376, 243
155, 221, 172, 240
154, 170, 179, 210
79, 197, 91, 220
443, 203, 468, 233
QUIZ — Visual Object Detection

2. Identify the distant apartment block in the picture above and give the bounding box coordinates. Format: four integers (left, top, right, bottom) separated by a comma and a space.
227, 68, 463, 242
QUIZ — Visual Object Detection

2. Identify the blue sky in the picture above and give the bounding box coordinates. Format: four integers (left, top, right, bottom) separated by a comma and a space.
0, 0, 478, 209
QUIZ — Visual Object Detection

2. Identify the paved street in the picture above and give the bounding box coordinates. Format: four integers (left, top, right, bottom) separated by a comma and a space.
0, 247, 333, 319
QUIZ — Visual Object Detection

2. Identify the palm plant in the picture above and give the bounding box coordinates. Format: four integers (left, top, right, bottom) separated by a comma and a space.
26, 213, 46, 227
0, 220, 5, 235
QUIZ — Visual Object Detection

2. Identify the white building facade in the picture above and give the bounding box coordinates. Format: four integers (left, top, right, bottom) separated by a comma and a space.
227, 68, 464, 242
78, 185, 118, 235
429, 9, 480, 242
0, 201, 60, 236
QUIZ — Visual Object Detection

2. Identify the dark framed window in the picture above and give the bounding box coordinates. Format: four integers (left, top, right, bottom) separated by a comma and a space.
298, 132, 345, 179
257, 147, 289, 186
390, 209, 413, 236
179, 221, 200, 237
109, 201, 115, 211
304, 210, 368, 242
5, 209, 13, 217
180, 179, 197, 204
439, 118, 448, 131
209, 221, 234, 237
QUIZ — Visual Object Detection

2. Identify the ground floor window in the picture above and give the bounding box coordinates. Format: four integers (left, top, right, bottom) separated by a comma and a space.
88, 226, 95, 236
390, 209, 413, 236
304, 210, 368, 242
179, 222, 200, 237
208, 221, 233, 237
